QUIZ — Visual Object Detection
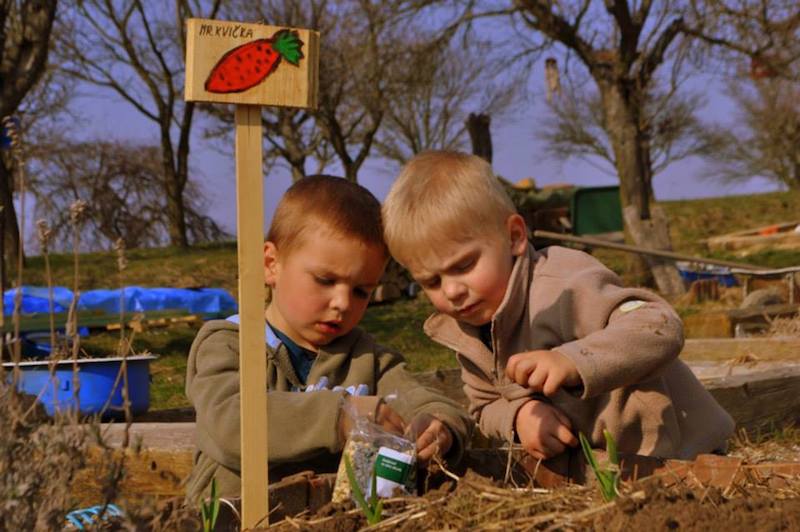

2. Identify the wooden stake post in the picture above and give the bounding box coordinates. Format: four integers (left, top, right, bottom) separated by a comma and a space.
185, 18, 318, 527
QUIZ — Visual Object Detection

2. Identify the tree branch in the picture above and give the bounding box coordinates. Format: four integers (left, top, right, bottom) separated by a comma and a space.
605, 0, 645, 68
0, 0, 57, 118
515, 0, 596, 69
637, 16, 684, 86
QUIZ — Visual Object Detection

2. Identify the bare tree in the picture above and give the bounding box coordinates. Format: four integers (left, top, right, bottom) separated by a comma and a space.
375, 38, 519, 165
523, 2, 682, 241
27, 139, 227, 251
0, 0, 57, 268
681, 2, 800, 189
218, 0, 445, 183
685, 0, 800, 81
539, 70, 726, 178
57, 0, 222, 248
704, 78, 800, 189
313, 0, 395, 182
454, 1, 693, 295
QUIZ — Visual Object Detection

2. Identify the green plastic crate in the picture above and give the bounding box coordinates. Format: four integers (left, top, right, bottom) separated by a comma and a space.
570, 185, 623, 236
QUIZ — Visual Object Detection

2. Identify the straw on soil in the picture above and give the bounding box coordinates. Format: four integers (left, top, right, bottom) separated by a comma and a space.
264, 455, 800, 532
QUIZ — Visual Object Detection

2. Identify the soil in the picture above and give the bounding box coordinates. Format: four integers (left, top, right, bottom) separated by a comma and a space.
594, 482, 800, 532
267, 470, 800, 531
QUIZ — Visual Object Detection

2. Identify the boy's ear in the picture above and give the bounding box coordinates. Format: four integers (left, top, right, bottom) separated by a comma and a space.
263, 241, 280, 285
506, 214, 528, 257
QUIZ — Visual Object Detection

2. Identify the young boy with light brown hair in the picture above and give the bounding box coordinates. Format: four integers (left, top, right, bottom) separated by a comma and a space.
185, 175, 470, 502
383, 151, 734, 461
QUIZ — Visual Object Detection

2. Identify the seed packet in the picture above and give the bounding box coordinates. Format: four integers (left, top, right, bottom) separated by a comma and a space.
331, 402, 417, 503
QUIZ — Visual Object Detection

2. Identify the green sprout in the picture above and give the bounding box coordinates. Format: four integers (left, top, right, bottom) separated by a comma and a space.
579, 430, 620, 502
344, 454, 383, 525
200, 478, 220, 532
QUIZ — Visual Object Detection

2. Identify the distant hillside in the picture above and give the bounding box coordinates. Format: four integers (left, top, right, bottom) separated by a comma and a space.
22, 242, 239, 294
17, 189, 800, 293
662, 190, 800, 256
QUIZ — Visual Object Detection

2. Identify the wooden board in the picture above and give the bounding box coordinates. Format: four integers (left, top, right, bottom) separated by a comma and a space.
102, 422, 195, 449
683, 311, 733, 338
694, 361, 800, 433
708, 221, 800, 241
234, 104, 269, 526
707, 221, 800, 255
683, 306, 800, 339
0, 309, 226, 334
680, 337, 800, 362
185, 18, 318, 108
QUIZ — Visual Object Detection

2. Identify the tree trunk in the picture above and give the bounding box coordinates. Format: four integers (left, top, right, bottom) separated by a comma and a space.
599, 82, 684, 297
466, 113, 493, 163
164, 165, 188, 248
290, 165, 306, 182
277, 111, 308, 183
623, 205, 685, 298
161, 122, 189, 248
0, 161, 20, 271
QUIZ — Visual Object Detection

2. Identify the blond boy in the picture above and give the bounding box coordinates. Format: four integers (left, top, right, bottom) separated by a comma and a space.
383, 151, 734, 461
185, 175, 470, 501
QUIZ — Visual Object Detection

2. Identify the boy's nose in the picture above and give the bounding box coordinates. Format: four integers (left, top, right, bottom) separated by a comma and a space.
330, 287, 350, 312
442, 278, 467, 303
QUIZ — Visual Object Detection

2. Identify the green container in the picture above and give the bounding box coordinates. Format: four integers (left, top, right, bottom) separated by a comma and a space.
570, 185, 623, 236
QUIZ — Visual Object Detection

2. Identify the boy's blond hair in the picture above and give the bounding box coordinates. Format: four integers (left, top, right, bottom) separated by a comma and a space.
383, 151, 517, 265
267, 175, 387, 256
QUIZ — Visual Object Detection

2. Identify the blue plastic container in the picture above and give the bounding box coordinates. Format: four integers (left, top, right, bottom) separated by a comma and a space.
20, 332, 56, 358
4, 355, 157, 417
676, 262, 738, 287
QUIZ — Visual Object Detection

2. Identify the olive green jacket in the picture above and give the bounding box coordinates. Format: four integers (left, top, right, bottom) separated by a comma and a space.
184, 319, 470, 502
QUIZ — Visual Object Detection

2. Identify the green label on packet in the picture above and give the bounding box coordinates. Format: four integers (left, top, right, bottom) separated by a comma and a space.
373, 446, 413, 496
375, 454, 410, 483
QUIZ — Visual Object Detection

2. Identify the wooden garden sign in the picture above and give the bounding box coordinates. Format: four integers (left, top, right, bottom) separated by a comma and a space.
185, 18, 319, 528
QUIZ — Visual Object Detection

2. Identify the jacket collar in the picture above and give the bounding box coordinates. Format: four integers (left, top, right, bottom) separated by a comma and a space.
270, 327, 365, 389
424, 243, 535, 362
316, 327, 363, 359
493, 243, 535, 354
227, 312, 365, 387
305, 327, 364, 384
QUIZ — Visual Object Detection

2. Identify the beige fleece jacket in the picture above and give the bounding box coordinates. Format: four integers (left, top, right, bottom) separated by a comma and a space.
424, 244, 734, 459
184, 319, 471, 502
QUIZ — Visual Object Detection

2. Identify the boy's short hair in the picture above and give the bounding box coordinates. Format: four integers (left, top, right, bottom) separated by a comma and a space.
383, 150, 517, 265
267, 175, 387, 256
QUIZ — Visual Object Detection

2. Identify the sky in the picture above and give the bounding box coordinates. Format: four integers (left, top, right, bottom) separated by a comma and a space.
68, 62, 782, 239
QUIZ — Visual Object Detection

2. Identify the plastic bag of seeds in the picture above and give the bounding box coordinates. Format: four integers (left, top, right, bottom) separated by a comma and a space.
331, 401, 417, 503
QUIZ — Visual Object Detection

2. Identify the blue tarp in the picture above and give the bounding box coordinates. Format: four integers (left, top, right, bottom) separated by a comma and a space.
2, 286, 74, 314
3, 286, 237, 316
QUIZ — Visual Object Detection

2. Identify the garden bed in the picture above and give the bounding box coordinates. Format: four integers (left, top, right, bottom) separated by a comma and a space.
260, 462, 800, 531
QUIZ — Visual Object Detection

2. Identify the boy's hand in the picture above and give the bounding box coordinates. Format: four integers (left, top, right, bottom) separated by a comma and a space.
506, 350, 581, 397
338, 395, 406, 443
514, 399, 578, 460
374, 401, 406, 434
406, 413, 453, 465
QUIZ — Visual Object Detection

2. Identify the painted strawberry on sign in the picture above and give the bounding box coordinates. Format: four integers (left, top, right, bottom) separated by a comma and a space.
204, 29, 304, 94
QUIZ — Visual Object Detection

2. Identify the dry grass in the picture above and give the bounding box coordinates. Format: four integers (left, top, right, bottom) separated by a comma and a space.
266, 463, 800, 532
0, 385, 92, 530
729, 425, 800, 463
0, 382, 205, 530
765, 314, 800, 338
